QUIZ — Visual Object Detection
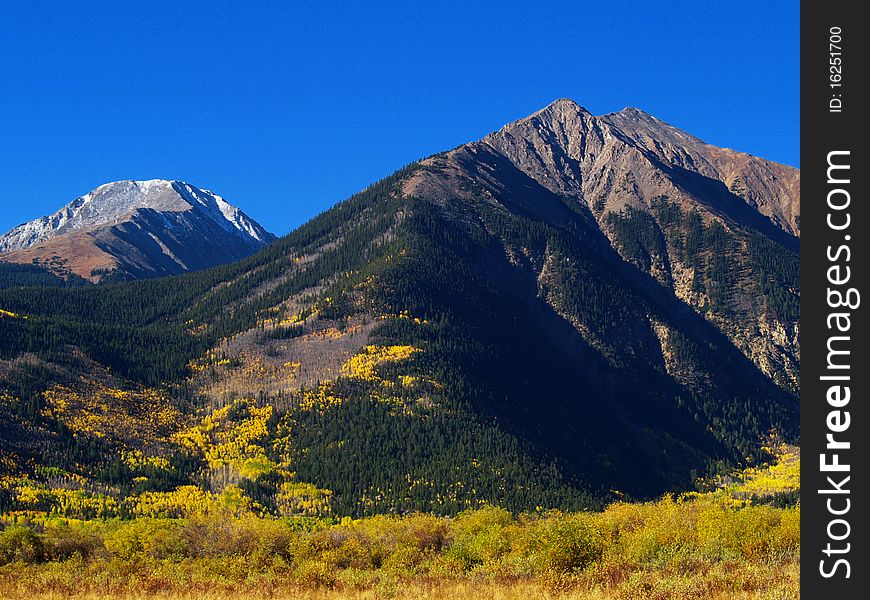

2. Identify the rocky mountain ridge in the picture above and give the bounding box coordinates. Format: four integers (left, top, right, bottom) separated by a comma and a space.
0, 180, 275, 281
405, 98, 800, 391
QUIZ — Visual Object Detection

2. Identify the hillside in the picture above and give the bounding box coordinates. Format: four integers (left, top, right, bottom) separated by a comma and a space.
0, 100, 799, 518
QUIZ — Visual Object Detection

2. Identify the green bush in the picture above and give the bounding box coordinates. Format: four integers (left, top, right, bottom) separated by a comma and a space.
529, 513, 605, 575
0, 525, 43, 564
294, 558, 337, 587
104, 519, 189, 560
42, 522, 104, 561
444, 506, 512, 571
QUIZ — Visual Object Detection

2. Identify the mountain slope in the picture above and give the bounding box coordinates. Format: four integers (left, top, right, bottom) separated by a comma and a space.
0, 100, 799, 518
407, 99, 799, 392
0, 180, 276, 282
601, 107, 800, 237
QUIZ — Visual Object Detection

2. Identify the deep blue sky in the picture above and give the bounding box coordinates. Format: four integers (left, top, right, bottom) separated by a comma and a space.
1, 1, 799, 236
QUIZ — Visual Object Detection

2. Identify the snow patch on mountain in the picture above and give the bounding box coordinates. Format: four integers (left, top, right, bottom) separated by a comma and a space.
0, 180, 273, 253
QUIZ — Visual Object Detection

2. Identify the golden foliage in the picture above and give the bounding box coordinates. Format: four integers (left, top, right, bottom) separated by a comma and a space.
188, 350, 234, 372
173, 398, 274, 475
40, 382, 182, 444
295, 385, 346, 413
0, 499, 799, 598
2, 479, 118, 519
691, 438, 800, 507
341, 345, 419, 382
120, 450, 171, 472
378, 310, 430, 326
277, 482, 333, 517
127, 486, 217, 519
170, 398, 333, 517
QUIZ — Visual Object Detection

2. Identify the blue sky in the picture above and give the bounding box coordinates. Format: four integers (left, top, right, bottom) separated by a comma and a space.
0, 1, 799, 236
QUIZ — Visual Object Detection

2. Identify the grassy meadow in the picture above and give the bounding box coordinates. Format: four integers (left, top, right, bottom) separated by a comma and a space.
0, 502, 798, 599
0, 445, 800, 599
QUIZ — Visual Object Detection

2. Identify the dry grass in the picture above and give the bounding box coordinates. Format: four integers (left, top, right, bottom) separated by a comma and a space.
0, 554, 799, 600
0, 574, 800, 600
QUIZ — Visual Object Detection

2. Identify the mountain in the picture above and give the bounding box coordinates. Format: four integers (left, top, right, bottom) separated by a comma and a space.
0, 100, 799, 518
0, 180, 276, 282
408, 99, 800, 391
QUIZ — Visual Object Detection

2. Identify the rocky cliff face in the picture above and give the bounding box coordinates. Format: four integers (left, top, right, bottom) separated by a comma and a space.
405, 99, 799, 392
0, 180, 275, 281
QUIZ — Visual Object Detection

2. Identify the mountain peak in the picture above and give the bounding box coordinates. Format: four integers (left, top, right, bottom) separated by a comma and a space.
0, 179, 275, 280
530, 97, 591, 120
430, 98, 800, 242
546, 97, 589, 112
484, 98, 594, 149
90, 178, 175, 195
491, 98, 591, 134
614, 106, 656, 120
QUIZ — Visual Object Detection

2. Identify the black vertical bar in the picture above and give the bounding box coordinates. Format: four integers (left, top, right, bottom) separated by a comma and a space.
801, 1, 868, 596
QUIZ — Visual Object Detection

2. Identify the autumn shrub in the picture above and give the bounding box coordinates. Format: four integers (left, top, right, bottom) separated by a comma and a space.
696, 503, 799, 561
367, 513, 449, 555
442, 505, 512, 572
103, 519, 188, 560
294, 557, 337, 588
335, 565, 381, 590
178, 513, 259, 557
0, 525, 44, 564
0, 496, 800, 598
41, 522, 104, 561
244, 516, 298, 563
327, 534, 375, 571
526, 512, 606, 577
771, 504, 800, 555
355, 512, 448, 573
602, 497, 700, 566
292, 527, 348, 572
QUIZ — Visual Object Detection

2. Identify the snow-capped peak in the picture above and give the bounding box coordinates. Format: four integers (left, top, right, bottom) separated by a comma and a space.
0, 180, 273, 253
